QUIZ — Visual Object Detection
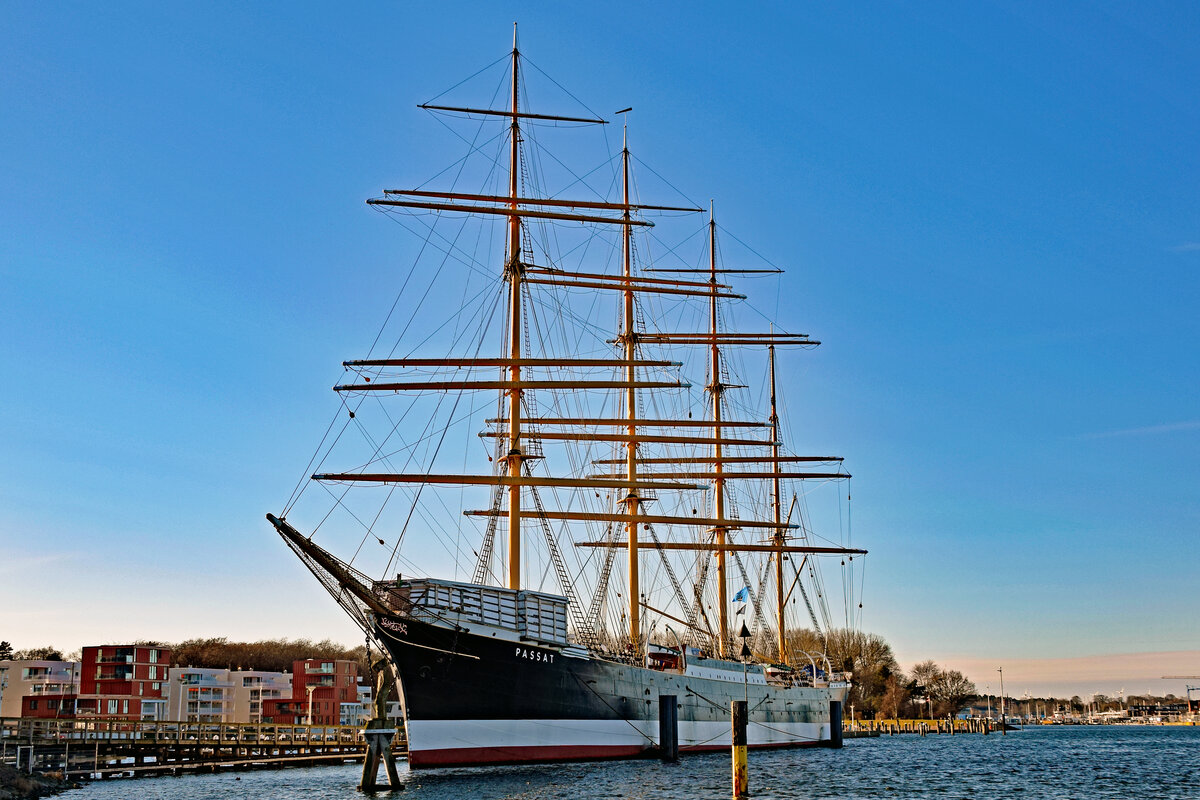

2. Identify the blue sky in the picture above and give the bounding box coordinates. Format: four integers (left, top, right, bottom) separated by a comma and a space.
2, 2, 1197, 695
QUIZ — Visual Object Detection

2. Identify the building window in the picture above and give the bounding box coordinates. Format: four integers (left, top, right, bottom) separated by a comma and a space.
108, 700, 119, 715
149, 650, 159, 663
149, 665, 157, 680
29, 700, 39, 710
48, 700, 58, 710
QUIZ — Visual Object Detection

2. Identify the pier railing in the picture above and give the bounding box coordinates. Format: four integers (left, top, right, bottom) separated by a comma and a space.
0, 716, 406, 779
0, 716, 390, 745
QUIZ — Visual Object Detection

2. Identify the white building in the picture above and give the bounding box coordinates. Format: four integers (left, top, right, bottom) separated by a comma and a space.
0, 660, 80, 718
232, 670, 292, 723
165, 667, 291, 723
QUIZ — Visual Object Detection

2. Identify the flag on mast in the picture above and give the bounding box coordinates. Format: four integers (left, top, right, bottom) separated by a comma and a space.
733, 586, 750, 603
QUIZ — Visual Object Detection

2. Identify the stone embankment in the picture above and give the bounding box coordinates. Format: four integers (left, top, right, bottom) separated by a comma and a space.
0, 766, 79, 800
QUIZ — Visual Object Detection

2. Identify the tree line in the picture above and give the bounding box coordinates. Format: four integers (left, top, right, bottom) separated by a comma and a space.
782, 628, 976, 718
0, 639, 372, 676
168, 638, 371, 675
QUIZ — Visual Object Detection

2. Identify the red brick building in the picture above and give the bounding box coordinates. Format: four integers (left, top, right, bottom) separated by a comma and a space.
76, 644, 171, 720
21, 692, 78, 718
262, 659, 359, 726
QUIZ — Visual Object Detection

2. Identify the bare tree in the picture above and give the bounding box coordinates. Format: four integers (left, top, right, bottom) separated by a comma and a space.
908, 660, 976, 717
13, 646, 65, 661
878, 673, 911, 719
932, 669, 976, 717
785, 628, 899, 716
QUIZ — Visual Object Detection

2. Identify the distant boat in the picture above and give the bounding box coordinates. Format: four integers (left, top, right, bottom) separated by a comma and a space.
268, 30, 865, 769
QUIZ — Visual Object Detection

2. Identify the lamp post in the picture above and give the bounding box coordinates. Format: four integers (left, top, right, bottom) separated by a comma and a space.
997, 667, 1006, 734
306, 684, 318, 726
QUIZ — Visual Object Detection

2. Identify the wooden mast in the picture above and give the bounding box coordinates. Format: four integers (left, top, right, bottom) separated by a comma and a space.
709, 204, 730, 658
769, 345, 787, 665
334, 39, 864, 663
505, 25, 525, 591
621, 122, 641, 653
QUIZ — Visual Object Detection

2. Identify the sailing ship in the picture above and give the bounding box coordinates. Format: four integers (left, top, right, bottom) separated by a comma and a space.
268, 30, 866, 768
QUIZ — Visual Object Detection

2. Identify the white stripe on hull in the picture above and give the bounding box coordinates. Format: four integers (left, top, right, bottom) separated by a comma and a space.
407, 717, 829, 754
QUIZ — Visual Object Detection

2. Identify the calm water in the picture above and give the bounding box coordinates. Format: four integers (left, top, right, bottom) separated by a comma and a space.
70, 726, 1199, 799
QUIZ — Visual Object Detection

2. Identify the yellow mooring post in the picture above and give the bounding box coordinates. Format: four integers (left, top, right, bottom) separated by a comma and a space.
732, 700, 748, 800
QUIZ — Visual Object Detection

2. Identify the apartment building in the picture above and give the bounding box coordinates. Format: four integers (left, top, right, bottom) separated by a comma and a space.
0, 659, 80, 719
76, 644, 170, 720
164, 667, 292, 723
263, 659, 359, 726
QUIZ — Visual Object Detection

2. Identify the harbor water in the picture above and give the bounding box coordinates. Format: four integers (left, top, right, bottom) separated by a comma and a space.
71, 726, 1198, 799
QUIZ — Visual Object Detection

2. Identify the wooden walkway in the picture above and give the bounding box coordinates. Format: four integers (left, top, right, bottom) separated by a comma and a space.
0, 717, 405, 779
847, 718, 1013, 735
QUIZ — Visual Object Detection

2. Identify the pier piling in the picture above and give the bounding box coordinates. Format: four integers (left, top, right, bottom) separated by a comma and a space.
659, 695, 678, 762
829, 701, 843, 749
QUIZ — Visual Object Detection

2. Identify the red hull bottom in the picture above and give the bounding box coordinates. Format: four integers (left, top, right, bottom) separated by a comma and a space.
407, 738, 826, 768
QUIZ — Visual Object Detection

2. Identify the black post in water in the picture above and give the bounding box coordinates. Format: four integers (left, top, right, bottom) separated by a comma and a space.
828, 700, 843, 748
659, 695, 678, 762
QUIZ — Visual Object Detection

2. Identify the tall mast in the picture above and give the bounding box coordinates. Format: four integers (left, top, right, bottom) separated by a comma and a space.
505, 25, 525, 590
621, 123, 641, 652
709, 204, 729, 657
769, 344, 787, 664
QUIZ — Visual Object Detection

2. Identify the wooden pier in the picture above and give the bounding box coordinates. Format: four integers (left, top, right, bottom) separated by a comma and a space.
845, 718, 1013, 736
0, 717, 405, 779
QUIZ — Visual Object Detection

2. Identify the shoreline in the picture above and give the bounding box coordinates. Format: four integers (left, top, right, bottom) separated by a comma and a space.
0, 766, 79, 800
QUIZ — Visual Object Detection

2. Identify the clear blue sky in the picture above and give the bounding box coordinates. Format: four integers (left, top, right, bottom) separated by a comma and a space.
3, 2, 1197, 693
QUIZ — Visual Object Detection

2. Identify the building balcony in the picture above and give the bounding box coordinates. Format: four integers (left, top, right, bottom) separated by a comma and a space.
178, 675, 234, 688
94, 681, 134, 696
305, 664, 336, 674
30, 683, 77, 694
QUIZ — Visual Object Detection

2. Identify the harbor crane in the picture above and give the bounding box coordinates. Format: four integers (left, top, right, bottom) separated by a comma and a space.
1160, 676, 1200, 713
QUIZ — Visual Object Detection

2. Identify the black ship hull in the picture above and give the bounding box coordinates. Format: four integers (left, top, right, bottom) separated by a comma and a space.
374, 613, 845, 768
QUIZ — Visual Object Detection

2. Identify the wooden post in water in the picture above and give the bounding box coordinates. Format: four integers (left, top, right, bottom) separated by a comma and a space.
359, 659, 402, 792
659, 695, 678, 762
732, 700, 748, 800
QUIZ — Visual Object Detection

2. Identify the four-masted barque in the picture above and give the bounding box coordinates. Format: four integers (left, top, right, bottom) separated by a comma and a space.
268, 30, 866, 768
